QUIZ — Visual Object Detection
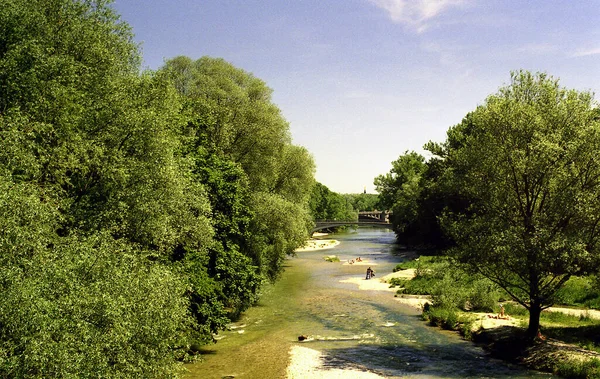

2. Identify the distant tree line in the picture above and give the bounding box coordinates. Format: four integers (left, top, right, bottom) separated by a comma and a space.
376, 71, 600, 341
0, 0, 315, 376
308, 182, 380, 220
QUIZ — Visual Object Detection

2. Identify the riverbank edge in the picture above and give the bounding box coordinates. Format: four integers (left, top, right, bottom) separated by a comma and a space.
393, 279, 600, 377
342, 266, 600, 377
294, 232, 340, 253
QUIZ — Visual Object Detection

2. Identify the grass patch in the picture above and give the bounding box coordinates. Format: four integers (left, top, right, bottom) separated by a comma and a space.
398, 254, 600, 376
503, 302, 528, 317
423, 304, 476, 339
555, 357, 600, 379
555, 276, 600, 309
323, 255, 340, 262
393, 255, 449, 272
393, 257, 502, 312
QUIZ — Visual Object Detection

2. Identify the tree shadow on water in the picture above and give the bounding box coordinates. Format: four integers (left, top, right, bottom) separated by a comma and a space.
316, 340, 543, 378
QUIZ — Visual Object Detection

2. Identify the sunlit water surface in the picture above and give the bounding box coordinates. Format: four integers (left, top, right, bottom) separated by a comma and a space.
186, 228, 551, 378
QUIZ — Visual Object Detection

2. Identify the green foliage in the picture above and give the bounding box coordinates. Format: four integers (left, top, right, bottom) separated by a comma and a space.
183, 250, 230, 341
393, 257, 501, 312
393, 256, 447, 271
423, 306, 475, 338
393, 276, 437, 295
0, 0, 319, 375
436, 70, 600, 340
555, 358, 600, 379
554, 276, 600, 309
161, 56, 301, 193
309, 182, 356, 220
374, 151, 425, 210
324, 255, 341, 262
375, 151, 454, 248
343, 193, 379, 212
1, 236, 193, 378
249, 192, 312, 280
272, 145, 315, 204
0, 176, 192, 377
161, 55, 315, 286
503, 303, 528, 316
0, 0, 210, 375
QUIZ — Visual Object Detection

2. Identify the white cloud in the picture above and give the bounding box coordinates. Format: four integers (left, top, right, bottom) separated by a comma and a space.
572, 47, 600, 57
369, 0, 469, 32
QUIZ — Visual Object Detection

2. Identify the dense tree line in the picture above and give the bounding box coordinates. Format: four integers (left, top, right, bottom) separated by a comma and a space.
374, 151, 456, 248
308, 181, 356, 220
377, 71, 600, 341
344, 192, 379, 212
0, 0, 314, 376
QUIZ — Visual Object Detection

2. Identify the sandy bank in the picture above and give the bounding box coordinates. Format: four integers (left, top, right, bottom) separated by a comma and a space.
295, 239, 340, 252
286, 345, 385, 379
339, 269, 435, 312
339, 269, 416, 292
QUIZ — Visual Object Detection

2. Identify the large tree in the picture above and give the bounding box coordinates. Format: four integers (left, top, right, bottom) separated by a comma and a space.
0, 0, 212, 375
160, 56, 315, 291
374, 151, 429, 241
438, 71, 600, 341
308, 182, 356, 221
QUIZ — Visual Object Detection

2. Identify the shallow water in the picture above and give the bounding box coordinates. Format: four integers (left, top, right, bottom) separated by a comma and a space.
186, 228, 551, 378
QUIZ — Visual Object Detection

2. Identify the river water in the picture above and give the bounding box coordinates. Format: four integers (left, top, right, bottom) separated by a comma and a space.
186, 228, 551, 378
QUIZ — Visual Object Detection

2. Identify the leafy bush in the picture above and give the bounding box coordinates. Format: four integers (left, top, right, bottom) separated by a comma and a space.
393, 257, 502, 312
555, 276, 600, 309
464, 278, 500, 312
424, 306, 475, 338
430, 267, 500, 312
0, 230, 193, 377
393, 276, 438, 295
503, 302, 528, 316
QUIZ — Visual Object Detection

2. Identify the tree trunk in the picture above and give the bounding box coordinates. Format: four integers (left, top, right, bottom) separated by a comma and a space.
527, 301, 542, 342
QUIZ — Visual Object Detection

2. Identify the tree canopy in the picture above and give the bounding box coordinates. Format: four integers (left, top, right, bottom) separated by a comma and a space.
374, 151, 452, 247
437, 71, 600, 340
308, 182, 356, 221
0, 1, 316, 376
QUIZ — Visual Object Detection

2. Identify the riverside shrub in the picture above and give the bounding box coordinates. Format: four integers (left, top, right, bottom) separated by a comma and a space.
393, 258, 501, 312
555, 276, 600, 309
555, 357, 600, 379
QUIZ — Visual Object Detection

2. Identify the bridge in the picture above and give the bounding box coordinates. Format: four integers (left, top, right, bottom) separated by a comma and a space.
312, 211, 393, 232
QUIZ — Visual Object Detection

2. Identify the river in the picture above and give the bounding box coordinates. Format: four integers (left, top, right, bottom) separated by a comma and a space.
186, 227, 551, 378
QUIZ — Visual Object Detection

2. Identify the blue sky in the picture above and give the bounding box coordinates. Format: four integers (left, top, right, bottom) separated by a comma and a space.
113, 0, 600, 194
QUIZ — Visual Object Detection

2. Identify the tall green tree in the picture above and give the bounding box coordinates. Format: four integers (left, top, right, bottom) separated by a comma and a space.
160, 56, 315, 302
0, 0, 211, 375
374, 151, 427, 238
309, 182, 356, 221
161, 56, 293, 191
374, 151, 426, 211
439, 71, 600, 341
